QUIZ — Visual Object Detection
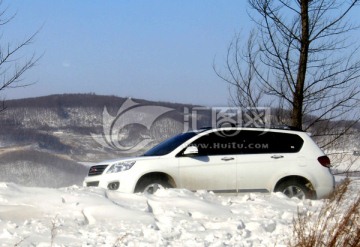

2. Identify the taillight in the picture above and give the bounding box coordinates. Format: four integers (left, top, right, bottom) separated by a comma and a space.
318, 156, 331, 168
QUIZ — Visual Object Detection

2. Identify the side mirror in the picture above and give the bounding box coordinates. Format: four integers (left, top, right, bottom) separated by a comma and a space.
183, 146, 199, 156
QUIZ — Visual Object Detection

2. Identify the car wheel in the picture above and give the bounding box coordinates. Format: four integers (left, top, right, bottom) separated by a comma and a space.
135, 179, 172, 194
275, 180, 313, 199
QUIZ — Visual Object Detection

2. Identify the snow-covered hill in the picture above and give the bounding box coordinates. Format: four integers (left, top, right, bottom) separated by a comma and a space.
0, 150, 88, 188
0, 94, 194, 162
1, 94, 359, 164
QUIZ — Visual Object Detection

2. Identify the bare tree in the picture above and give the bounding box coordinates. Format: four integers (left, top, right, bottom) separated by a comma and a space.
215, 0, 360, 151
0, 1, 39, 112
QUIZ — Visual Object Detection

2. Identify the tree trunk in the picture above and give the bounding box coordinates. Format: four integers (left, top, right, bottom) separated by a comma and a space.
291, 0, 310, 129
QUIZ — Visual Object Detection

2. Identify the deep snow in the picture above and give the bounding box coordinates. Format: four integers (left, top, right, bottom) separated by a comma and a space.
0, 177, 358, 247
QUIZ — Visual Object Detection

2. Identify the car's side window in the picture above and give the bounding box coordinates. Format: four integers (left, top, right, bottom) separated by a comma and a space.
269, 132, 304, 153
232, 131, 271, 154
191, 131, 241, 156
232, 131, 304, 154
190, 130, 305, 156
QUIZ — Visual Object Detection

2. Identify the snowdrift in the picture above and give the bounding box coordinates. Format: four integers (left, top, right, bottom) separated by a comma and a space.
1, 180, 358, 246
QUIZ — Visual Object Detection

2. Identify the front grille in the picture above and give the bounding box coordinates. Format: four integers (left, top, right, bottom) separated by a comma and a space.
86, 181, 99, 187
88, 165, 108, 176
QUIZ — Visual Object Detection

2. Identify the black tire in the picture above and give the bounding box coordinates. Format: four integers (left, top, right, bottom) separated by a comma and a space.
135, 178, 172, 194
275, 180, 314, 199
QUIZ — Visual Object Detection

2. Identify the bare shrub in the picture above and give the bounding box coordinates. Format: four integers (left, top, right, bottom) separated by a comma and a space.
14, 236, 29, 247
50, 215, 60, 247
113, 233, 129, 247
290, 178, 360, 247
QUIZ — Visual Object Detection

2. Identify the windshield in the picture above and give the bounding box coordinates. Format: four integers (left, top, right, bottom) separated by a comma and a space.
143, 132, 198, 156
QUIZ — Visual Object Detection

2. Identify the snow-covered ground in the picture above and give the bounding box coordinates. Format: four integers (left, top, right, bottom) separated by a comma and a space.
0, 177, 358, 247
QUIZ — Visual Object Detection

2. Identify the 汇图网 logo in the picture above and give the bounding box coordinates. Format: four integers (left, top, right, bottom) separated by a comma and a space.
91, 98, 271, 153
91, 98, 174, 153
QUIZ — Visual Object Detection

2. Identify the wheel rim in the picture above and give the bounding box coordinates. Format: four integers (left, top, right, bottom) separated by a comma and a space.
144, 183, 163, 194
282, 185, 306, 199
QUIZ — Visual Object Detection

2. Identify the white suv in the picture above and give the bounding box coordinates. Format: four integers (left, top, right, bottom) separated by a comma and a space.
83, 127, 335, 199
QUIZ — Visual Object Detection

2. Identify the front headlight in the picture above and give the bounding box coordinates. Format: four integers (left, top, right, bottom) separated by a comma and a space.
106, 161, 136, 174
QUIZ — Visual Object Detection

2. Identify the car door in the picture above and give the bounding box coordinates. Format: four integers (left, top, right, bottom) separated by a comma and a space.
236, 131, 304, 192
177, 131, 238, 193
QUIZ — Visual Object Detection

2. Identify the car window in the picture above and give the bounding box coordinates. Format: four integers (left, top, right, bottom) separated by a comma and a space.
268, 132, 304, 153
190, 131, 242, 155
234, 131, 271, 154
234, 131, 304, 154
189, 130, 304, 155
143, 132, 198, 156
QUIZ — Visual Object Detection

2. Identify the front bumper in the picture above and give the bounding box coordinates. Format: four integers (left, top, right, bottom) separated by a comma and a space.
83, 172, 136, 193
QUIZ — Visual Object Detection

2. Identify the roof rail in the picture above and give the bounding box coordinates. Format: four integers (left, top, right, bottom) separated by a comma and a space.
266, 125, 303, 131
236, 123, 303, 131
198, 124, 303, 131
198, 126, 213, 130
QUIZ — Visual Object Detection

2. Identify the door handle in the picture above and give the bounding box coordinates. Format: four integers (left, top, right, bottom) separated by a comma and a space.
221, 157, 234, 161
271, 155, 284, 159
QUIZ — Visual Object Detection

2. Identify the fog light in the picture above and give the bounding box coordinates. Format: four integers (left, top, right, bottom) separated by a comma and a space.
108, 182, 120, 190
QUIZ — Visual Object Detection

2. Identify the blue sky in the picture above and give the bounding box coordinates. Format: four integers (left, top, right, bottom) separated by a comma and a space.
1, 0, 250, 106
